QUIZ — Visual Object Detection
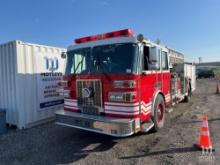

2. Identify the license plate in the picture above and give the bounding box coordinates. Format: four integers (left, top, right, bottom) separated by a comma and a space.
81, 106, 99, 115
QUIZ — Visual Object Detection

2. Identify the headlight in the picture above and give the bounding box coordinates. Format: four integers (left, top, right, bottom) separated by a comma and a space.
114, 80, 136, 88
56, 80, 69, 97
56, 89, 70, 97
109, 92, 137, 102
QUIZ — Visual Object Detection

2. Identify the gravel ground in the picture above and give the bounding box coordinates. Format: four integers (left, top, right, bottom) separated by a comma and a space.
0, 79, 219, 165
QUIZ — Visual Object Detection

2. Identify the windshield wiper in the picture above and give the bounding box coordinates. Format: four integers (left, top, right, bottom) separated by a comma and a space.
74, 56, 85, 73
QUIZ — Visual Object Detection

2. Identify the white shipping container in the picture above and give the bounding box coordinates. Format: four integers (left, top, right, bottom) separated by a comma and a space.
0, 40, 66, 129
184, 64, 196, 92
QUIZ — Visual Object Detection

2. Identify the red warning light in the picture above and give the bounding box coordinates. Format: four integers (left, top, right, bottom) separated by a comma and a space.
75, 29, 134, 44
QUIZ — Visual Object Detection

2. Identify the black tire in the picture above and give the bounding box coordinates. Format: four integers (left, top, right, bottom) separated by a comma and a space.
184, 85, 192, 102
152, 94, 166, 132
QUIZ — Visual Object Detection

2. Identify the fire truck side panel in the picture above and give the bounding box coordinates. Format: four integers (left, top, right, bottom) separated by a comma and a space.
162, 71, 171, 106
139, 71, 170, 122
140, 72, 157, 122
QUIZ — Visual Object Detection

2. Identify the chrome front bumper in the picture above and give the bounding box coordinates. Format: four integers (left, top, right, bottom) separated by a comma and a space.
55, 110, 136, 137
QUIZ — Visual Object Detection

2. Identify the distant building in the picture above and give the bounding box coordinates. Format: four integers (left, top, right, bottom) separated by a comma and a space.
196, 62, 220, 68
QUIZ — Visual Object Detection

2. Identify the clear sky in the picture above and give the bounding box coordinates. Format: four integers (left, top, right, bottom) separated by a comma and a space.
0, 0, 219, 62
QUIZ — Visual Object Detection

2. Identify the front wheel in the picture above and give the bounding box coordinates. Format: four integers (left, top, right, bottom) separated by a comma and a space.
184, 85, 192, 102
152, 94, 166, 132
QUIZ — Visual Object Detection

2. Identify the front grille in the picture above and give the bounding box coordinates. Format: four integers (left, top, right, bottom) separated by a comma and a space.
76, 79, 102, 114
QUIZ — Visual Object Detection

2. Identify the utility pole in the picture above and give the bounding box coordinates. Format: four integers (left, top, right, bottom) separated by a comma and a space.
199, 57, 202, 63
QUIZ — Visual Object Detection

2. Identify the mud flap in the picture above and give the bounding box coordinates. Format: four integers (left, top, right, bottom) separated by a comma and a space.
166, 108, 173, 113
141, 118, 154, 133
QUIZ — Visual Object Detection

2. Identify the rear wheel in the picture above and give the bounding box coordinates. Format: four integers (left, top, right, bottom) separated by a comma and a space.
152, 94, 166, 132
185, 85, 191, 102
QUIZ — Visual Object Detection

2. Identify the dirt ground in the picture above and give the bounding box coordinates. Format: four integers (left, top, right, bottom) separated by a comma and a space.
0, 79, 219, 165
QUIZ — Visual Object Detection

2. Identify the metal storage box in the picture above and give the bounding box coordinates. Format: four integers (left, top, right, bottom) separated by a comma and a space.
184, 63, 196, 92
171, 63, 196, 93
0, 40, 66, 129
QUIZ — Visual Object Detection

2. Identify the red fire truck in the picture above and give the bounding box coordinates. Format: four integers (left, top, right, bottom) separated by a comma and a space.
55, 29, 196, 137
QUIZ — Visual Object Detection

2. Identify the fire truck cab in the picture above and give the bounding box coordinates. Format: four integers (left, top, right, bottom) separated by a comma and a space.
55, 29, 194, 137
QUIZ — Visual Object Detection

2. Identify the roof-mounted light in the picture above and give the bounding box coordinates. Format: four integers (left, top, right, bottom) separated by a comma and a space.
137, 34, 144, 42
74, 29, 134, 44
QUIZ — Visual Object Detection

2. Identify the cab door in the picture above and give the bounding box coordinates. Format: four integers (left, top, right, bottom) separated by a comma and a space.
161, 51, 171, 106
156, 48, 162, 93
139, 44, 161, 122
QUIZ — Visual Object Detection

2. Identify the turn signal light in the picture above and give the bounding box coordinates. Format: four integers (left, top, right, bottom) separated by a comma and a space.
56, 80, 68, 88
114, 80, 136, 88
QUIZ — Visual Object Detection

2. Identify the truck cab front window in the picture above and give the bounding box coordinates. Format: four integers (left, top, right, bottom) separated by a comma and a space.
65, 48, 90, 75
65, 43, 138, 75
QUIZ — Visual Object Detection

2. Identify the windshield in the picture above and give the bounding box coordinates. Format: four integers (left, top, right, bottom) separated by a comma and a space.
65, 43, 138, 75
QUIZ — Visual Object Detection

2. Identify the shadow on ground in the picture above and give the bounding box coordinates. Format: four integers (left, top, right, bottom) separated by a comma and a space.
120, 146, 198, 159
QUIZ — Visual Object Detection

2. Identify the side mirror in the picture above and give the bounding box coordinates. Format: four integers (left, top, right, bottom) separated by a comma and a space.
169, 64, 173, 69
149, 47, 160, 70
142, 71, 147, 75
149, 47, 157, 63
149, 63, 158, 70
61, 52, 67, 59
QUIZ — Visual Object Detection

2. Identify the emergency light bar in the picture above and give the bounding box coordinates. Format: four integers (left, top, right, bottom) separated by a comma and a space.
75, 29, 134, 44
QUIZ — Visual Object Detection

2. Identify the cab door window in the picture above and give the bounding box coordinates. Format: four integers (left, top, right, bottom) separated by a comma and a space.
162, 51, 168, 70
142, 46, 150, 71
143, 46, 161, 71
156, 49, 161, 70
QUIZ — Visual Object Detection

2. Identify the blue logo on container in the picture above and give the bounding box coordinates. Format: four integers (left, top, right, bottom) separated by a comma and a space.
44, 57, 59, 72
